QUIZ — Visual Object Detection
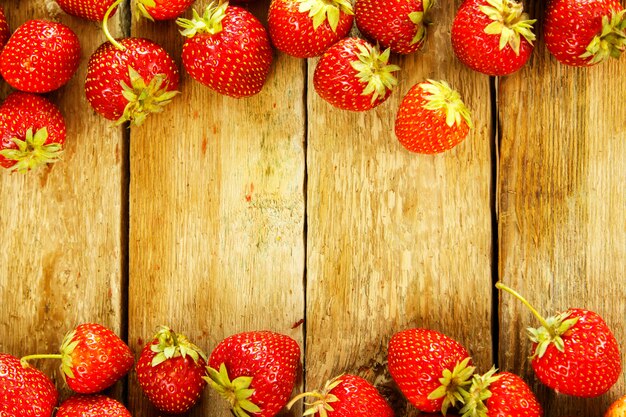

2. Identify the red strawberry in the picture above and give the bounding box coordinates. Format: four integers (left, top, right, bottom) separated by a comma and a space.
451, 0, 536, 76
206, 330, 301, 417
387, 328, 474, 414
0, 6, 9, 51
85, 37, 180, 125
135, 0, 196, 20
459, 368, 542, 417
0, 353, 58, 417
56, 395, 131, 417
268, 0, 354, 58
287, 374, 393, 417
136, 326, 208, 414
0, 19, 80, 93
394, 79, 473, 154
56, 0, 119, 21
496, 282, 622, 397
0, 92, 66, 173
313, 37, 400, 111
355, 0, 431, 55
544, 0, 625, 66
605, 394, 626, 417
177, 2, 273, 98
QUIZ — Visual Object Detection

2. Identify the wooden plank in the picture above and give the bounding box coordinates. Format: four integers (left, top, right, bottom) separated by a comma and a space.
497, 2, 626, 415
0, 0, 127, 400
127, 1, 306, 416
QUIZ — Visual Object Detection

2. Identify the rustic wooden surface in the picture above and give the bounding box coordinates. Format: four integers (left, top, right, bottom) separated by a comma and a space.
0, 0, 624, 417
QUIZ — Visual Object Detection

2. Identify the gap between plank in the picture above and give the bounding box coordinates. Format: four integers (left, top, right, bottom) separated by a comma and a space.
490, 76, 500, 369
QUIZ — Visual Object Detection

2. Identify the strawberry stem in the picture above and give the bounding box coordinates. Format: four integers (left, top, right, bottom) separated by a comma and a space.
20, 353, 63, 367
103, 0, 126, 51
495, 282, 552, 332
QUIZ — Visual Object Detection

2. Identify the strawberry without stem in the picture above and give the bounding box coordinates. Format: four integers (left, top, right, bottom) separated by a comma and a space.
56, 395, 131, 417
135, 0, 196, 21
605, 395, 626, 417
0, 6, 9, 51
56, 0, 119, 21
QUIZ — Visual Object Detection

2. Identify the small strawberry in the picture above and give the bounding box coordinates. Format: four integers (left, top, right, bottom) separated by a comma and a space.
0, 92, 66, 173
286, 374, 394, 417
544, 0, 625, 66
136, 326, 208, 414
451, 0, 536, 76
205, 330, 301, 417
56, 0, 119, 21
355, 0, 431, 55
135, 0, 196, 20
496, 282, 622, 397
0, 353, 58, 417
394, 79, 473, 154
268, 0, 354, 58
605, 395, 626, 417
0, 19, 80, 93
313, 37, 400, 111
0, 6, 9, 51
387, 328, 475, 414
56, 395, 131, 417
177, 2, 273, 98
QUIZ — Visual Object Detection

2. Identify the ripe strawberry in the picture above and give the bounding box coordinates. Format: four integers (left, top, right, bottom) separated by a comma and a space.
605, 395, 626, 417
496, 282, 622, 397
544, 0, 625, 66
136, 326, 208, 414
451, 0, 536, 76
56, 395, 131, 417
268, 0, 354, 58
0, 19, 80, 93
287, 374, 394, 417
459, 368, 542, 417
394, 79, 473, 154
85, 37, 179, 125
0, 353, 58, 417
177, 2, 273, 98
135, 0, 196, 20
0, 6, 9, 51
313, 37, 400, 111
56, 0, 119, 21
387, 328, 475, 414
0, 92, 66, 173
206, 330, 301, 417
355, 0, 431, 55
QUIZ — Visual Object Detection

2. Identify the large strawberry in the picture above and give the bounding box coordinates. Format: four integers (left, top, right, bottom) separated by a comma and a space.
135, 0, 196, 20
544, 0, 625, 66
56, 395, 131, 417
355, 0, 431, 55
496, 282, 622, 397
56, 0, 119, 21
387, 328, 475, 414
0, 6, 9, 51
0, 353, 58, 417
268, 0, 354, 58
394, 79, 473, 154
206, 330, 301, 417
136, 326, 208, 414
313, 37, 400, 111
0, 19, 80, 93
0, 92, 66, 173
177, 2, 273, 98
451, 0, 536, 76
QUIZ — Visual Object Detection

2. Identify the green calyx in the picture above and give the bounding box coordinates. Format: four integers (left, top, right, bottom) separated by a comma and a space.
118, 66, 179, 126
580, 9, 626, 64
150, 325, 207, 367
458, 367, 502, 417
204, 363, 262, 417
350, 43, 401, 104
135, 0, 158, 21
427, 357, 476, 415
176, 2, 228, 37
420, 79, 473, 129
480, 0, 536, 55
59, 329, 79, 379
297, 0, 354, 32
286, 374, 342, 417
0, 127, 63, 173
408, 0, 433, 45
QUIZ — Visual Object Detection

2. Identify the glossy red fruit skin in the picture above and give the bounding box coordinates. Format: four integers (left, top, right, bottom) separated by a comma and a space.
605, 394, 626, 417
56, 0, 119, 21
531, 308, 621, 397
56, 395, 131, 417
485, 372, 543, 416
0, 19, 80, 93
141, 0, 196, 20
0, 6, 9, 51
0, 353, 59, 417
85, 37, 180, 122
327, 374, 394, 417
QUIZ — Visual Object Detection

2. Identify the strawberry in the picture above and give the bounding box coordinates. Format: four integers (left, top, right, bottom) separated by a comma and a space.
0, 92, 66, 173
496, 282, 622, 397
313, 37, 400, 111
287, 374, 394, 417
56, 395, 131, 417
451, 0, 536, 76
205, 330, 301, 417
387, 328, 475, 414
605, 395, 626, 417
56, 0, 119, 21
136, 326, 208, 414
0, 353, 58, 417
177, 2, 273, 98
544, 0, 625, 66
355, 0, 431, 55
268, 0, 354, 58
459, 368, 542, 417
394, 79, 473, 154
135, 0, 196, 20
0, 6, 9, 51
0, 19, 80, 93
